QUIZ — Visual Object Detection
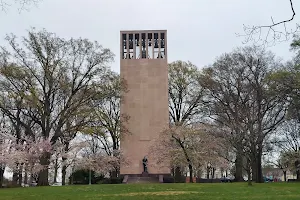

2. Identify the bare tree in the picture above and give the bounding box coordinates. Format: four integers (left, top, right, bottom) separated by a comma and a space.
201, 46, 287, 183
168, 60, 205, 179
273, 120, 300, 179
168, 60, 205, 125
87, 71, 128, 178
271, 152, 290, 181
0, 28, 114, 186
0, 0, 42, 12
0, 74, 38, 187
200, 53, 251, 182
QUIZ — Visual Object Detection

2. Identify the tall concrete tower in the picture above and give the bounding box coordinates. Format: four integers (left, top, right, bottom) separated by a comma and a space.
120, 30, 170, 179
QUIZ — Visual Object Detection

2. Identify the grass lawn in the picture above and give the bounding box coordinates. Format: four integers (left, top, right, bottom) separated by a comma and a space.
1, 182, 300, 200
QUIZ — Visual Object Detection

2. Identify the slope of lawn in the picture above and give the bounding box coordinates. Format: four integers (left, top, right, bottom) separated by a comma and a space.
1, 182, 300, 200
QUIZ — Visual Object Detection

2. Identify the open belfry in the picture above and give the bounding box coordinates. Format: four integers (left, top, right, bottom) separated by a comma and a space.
120, 30, 170, 183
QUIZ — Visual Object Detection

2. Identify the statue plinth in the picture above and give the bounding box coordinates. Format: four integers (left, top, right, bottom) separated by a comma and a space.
141, 172, 149, 177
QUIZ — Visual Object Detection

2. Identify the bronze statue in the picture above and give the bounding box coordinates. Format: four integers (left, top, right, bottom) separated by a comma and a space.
142, 156, 148, 172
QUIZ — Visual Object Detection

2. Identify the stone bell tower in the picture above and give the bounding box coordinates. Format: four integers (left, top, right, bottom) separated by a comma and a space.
119, 30, 170, 181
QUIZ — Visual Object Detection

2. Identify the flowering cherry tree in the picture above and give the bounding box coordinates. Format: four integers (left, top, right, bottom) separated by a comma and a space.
151, 124, 225, 183
0, 135, 52, 185
75, 149, 126, 176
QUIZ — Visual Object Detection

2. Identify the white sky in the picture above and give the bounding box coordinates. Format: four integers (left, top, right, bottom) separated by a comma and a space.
0, 0, 299, 73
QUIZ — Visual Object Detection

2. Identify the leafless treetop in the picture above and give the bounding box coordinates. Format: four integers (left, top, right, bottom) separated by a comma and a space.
0, 0, 41, 12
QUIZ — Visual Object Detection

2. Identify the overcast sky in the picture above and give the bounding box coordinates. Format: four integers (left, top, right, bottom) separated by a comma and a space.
0, 0, 299, 73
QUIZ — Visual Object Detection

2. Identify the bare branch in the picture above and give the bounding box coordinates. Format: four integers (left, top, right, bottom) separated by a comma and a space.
237, 0, 299, 46
0, 0, 41, 13
260, 0, 296, 28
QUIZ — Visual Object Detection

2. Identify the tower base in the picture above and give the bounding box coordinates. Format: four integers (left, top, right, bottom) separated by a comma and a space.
121, 173, 171, 184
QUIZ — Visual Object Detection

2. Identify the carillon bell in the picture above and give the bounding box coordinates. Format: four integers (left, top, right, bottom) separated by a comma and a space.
154, 41, 158, 48
122, 34, 126, 40
129, 41, 133, 49
142, 49, 146, 58
161, 40, 165, 48
129, 34, 133, 40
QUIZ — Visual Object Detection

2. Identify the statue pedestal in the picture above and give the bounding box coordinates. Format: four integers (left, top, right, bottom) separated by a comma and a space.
141, 172, 149, 177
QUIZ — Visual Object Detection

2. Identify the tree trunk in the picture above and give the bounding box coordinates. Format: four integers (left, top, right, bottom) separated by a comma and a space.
38, 168, 49, 186
188, 164, 193, 183
37, 152, 51, 186
53, 157, 58, 183
196, 169, 202, 178
247, 167, 252, 186
212, 168, 215, 179
112, 141, 119, 178
255, 149, 263, 183
29, 169, 34, 186
251, 158, 257, 182
0, 166, 4, 188
116, 168, 120, 177
111, 170, 117, 178
234, 150, 244, 182
69, 167, 74, 185
61, 165, 67, 186
12, 162, 19, 185
296, 170, 300, 180
171, 167, 175, 177
174, 166, 182, 182
12, 171, 19, 186
283, 171, 287, 182
89, 169, 92, 185
24, 169, 28, 185
206, 167, 210, 179
18, 165, 23, 186
246, 158, 252, 186
61, 156, 67, 185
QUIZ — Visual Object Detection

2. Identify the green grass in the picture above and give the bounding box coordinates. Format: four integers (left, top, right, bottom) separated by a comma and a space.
0, 183, 300, 200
